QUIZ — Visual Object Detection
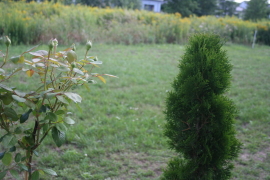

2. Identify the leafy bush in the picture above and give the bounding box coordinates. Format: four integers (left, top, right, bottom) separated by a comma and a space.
257, 24, 270, 46
0, 37, 116, 179
163, 33, 241, 179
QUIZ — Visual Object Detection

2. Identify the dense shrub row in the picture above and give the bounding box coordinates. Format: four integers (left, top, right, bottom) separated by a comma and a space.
1, 1, 270, 45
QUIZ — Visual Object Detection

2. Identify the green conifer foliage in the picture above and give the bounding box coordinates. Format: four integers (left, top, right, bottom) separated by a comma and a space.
163, 33, 241, 180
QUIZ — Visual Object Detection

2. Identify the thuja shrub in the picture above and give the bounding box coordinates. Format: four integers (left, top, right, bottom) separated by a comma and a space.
0, 37, 116, 180
163, 33, 241, 180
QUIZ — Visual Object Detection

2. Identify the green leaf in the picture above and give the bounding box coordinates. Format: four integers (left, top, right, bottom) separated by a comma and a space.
29, 50, 47, 57
10, 55, 23, 64
64, 92, 82, 103
45, 112, 58, 122
51, 127, 65, 147
0, 151, 5, 160
14, 126, 23, 134
15, 153, 22, 163
43, 124, 49, 133
73, 68, 84, 75
90, 61, 103, 64
39, 105, 47, 113
21, 156, 26, 162
2, 134, 17, 148
10, 169, 20, 180
12, 95, 26, 102
31, 170, 40, 180
0, 68, 4, 74
0, 170, 7, 180
57, 66, 70, 72
2, 152, 12, 166
0, 93, 13, 105
33, 150, 39, 157
18, 163, 28, 171
20, 109, 33, 123
45, 93, 58, 99
56, 95, 69, 104
56, 123, 67, 132
4, 107, 18, 121
71, 78, 77, 83
0, 83, 13, 91
0, 135, 4, 142
40, 88, 54, 96
64, 117, 75, 125
43, 169, 57, 176
10, 55, 21, 64
24, 136, 35, 146
23, 128, 32, 134
24, 100, 35, 109
55, 110, 66, 115
14, 90, 27, 97
38, 169, 45, 175
9, 146, 16, 152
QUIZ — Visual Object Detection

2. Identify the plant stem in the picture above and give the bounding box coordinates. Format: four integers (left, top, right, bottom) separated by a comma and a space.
39, 126, 54, 144
0, 46, 9, 68
25, 150, 33, 180
44, 50, 51, 90
84, 49, 89, 61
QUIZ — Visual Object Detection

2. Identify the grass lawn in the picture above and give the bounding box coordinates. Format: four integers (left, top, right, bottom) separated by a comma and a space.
0, 43, 270, 180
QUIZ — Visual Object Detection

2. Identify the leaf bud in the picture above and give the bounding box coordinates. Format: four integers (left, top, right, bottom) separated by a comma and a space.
71, 62, 76, 69
93, 56, 98, 61
66, 50, 77, 64
5, 36, 11, 47
52, 38, 58, 47
48, 39, 54, 51
71, 43, 76, 51
86, 40, 92, 51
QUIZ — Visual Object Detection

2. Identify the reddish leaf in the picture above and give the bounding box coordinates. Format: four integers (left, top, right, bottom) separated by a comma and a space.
26, 69, 34, 77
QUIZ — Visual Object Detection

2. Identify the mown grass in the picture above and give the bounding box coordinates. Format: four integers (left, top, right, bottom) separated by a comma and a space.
0, 43, 270, 180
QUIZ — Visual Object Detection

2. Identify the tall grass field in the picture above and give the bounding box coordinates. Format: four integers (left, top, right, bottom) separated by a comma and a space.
0, 1, 270, 46
0, 43, 269, 179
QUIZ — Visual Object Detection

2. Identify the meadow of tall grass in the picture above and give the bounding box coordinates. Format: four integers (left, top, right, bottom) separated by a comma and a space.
0, 1, 270, 46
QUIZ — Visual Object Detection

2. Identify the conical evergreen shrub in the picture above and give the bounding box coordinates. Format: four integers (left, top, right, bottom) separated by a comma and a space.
162, 33, 241, 180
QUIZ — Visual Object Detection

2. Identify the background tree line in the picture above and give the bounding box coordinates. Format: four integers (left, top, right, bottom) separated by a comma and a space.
65, 0, 141, 9
1, 0, 269, 21
163, 0, 270, 21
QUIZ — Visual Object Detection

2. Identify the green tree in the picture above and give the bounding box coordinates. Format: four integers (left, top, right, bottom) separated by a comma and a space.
244, 0, 268, 21
163, 0, 198, 17
76, 0, 105, 7
110, 0, 141, 9
216, 0, 238, 17
162, 33, 241, 180
195, 0, 217, 16
77, 0, 140, 9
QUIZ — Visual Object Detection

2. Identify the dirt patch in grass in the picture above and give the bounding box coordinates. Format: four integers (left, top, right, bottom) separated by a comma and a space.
240, 150, 267, 162
106, 151, 169, 180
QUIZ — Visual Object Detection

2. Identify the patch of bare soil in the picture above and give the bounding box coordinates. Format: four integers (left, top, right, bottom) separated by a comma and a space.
105, 151, 171, 180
